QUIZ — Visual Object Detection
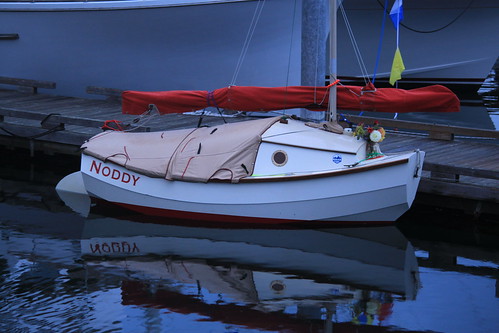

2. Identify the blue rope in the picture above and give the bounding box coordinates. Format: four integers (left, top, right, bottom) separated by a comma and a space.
372, 0, 389, 84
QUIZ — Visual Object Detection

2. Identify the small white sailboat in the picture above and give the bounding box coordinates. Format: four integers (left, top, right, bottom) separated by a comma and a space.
78, 117, 424, 224
60, 0, 459, 225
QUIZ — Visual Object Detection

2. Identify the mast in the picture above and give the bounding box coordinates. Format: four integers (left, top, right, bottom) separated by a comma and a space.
328, 0, 337, 122
327, 0, 343, 133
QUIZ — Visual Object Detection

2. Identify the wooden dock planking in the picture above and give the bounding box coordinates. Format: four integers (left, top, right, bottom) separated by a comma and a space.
383, 133, 496, 167
382, 133, 498, 179
0, 88, 497, 217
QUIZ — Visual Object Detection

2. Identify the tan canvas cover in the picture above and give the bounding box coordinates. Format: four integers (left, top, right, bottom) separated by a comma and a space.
82, 117, 279, 183
166, 117, 279, 183
82, 128, 195, 178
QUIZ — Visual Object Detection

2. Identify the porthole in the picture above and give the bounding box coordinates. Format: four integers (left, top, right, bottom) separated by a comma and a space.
272, 150, 288, 167
270, 280, 286, 293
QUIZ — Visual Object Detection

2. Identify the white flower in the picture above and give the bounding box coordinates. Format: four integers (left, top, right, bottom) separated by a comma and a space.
343, 128, 353, 136
369, 130, 383, 142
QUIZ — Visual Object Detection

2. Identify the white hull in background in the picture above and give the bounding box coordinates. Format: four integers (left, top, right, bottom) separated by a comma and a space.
80, 150, 424, 224
338, 0, 499, 84
2, 0, 496, 97
0, 0, 301, 98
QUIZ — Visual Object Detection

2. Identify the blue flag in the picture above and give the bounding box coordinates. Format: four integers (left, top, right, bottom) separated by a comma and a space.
389, 0, 404, 28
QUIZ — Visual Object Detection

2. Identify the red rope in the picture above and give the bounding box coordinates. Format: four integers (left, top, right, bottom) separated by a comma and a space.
102, 120, 125, 131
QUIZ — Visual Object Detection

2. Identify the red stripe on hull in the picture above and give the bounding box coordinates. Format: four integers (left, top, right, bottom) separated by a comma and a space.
93, 199, 394, 228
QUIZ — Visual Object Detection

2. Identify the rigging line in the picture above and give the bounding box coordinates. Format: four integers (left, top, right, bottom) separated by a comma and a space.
281, 0, 299, 114
376, 0, 476, 33
230, 0, 266, 86
339, 2, 370, 84
286, 0, 298, 89
338, 80, 361, 97
313, 29, 320, 105
125, 112, 157, 132
372, 0, 389, 84
231, 0, 263, 85
316, 80, 341, 106
125, 105, 160, 132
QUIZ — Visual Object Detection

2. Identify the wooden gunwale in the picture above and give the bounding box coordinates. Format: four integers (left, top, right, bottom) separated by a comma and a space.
261, 138, 358, 154
237, 156, 410, 183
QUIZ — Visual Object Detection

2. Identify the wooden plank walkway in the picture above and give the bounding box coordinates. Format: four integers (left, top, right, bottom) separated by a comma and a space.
0, 87, 498, 217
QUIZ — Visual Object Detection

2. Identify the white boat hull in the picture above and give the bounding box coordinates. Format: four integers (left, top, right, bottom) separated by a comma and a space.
0, 0, 301, 98
3, 0, 496, 99
338, 0, 499, 84
80, 149, 424, 224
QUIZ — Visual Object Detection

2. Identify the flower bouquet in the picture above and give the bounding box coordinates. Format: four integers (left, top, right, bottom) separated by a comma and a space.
353, 121, 386, 159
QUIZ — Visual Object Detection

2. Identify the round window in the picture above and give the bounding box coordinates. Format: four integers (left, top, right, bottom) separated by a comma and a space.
270, 280, 286, 293
272, 150, 288, 167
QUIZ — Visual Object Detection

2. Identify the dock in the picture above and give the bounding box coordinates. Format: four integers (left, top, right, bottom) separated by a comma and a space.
0, 78, 498, 219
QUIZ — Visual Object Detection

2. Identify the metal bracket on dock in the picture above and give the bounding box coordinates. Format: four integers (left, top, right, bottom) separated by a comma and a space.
40, 113, 65, 131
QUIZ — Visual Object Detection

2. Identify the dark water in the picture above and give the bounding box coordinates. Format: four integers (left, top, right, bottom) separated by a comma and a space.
1, 152, 498, 333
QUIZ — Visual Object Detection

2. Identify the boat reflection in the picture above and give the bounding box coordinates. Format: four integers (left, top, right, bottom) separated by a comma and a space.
79, 214, 419, 330
83, 218, 420, 295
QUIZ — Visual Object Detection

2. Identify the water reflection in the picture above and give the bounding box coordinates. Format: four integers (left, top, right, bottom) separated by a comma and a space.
1, 171, 498, 333
0, 175, 419, 332
80, 219, 419, 328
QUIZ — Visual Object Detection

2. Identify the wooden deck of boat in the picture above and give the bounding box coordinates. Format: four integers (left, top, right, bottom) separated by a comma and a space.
1, 86, 498, 218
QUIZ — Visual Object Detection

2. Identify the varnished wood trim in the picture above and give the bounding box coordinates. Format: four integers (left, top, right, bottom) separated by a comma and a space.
262, 139, 358, 154
238, 157, 410, 183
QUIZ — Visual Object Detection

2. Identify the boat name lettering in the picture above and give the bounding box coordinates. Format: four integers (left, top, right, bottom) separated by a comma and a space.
90, 160, 140, 186
89, 241, 140, 254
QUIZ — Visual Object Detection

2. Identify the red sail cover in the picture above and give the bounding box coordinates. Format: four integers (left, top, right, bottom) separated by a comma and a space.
122, 83, 460, 115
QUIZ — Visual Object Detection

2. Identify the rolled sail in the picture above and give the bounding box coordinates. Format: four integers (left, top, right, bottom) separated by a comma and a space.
122, 83, 460, 115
